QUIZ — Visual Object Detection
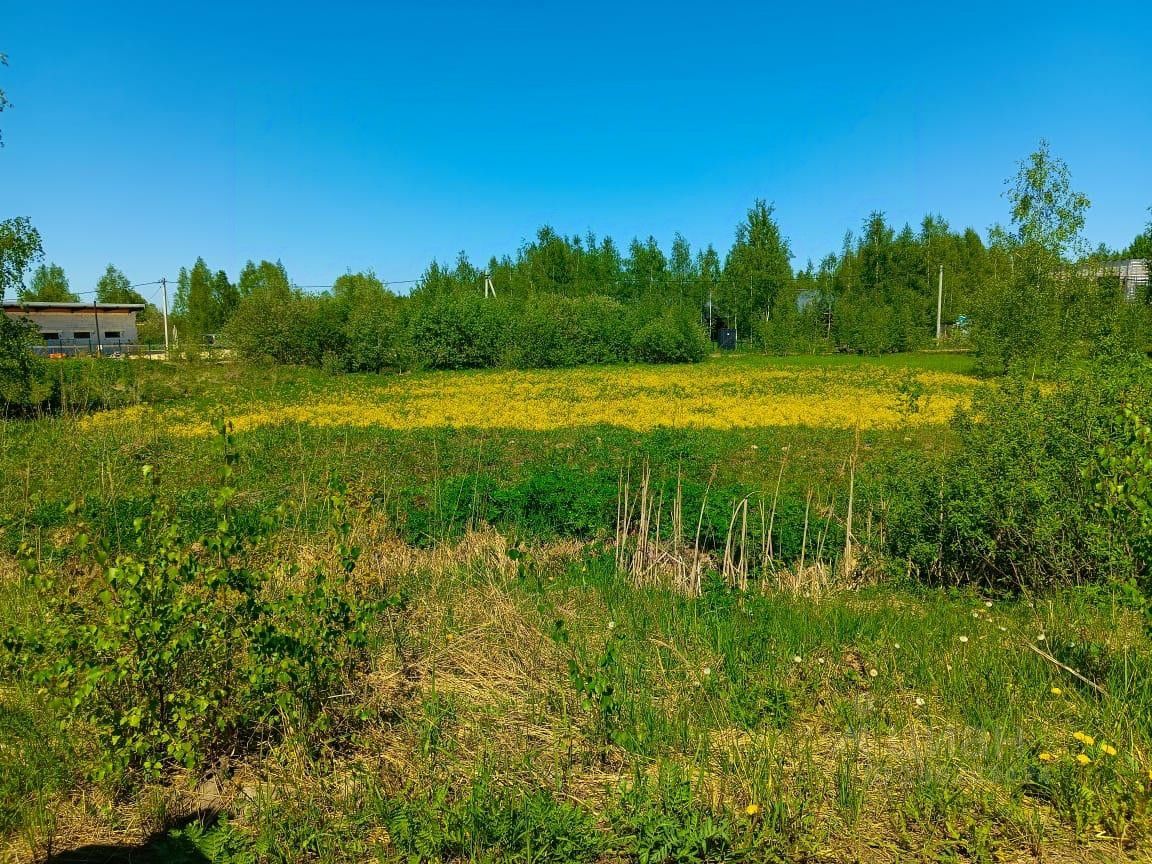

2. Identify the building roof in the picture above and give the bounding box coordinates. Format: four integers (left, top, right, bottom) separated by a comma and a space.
2, 300, 146, 312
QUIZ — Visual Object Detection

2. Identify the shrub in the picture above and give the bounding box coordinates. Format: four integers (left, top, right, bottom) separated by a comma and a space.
0, 314, 51, 415
630, 308, 709, 364
2, 441, 395, 786
226, 289, 344, 366
405, 292, 510, 370
343, 292, 404, 372
503, 294, 631, 368
875, 357, 1152, 590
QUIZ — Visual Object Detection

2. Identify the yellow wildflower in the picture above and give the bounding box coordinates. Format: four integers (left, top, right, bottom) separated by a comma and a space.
1038, 752, 1055, 762
80, 360, 978, 438
745, 803, 761, 816
1050, 687, 1062, 695
1099, 743, 1117, 757
1076, 753, 1092, 766
1073, 731, 1095, 746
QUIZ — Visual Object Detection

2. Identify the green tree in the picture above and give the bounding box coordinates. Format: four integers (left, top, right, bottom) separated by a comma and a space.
1125, 209, 1152, 262
1006, 139, 1090, 258
185, 258, 215, 336
95, 264, 146, 304
336, 271, 403, 372
21, 263, 78, 302
0, 217, 43, 300
696, 244, 722, 318
722, 201, 793, 344
668, 233, 697, 305
237, 259, 291, 299
0, 314, 51, 413
210, 270, 238, 330
972, 142, 1093, 374
624, 236, 668, 299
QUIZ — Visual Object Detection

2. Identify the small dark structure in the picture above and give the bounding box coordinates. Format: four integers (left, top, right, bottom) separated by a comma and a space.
702, 300, 737, 348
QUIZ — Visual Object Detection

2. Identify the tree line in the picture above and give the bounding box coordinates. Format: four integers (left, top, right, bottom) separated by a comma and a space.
4, 142, 1152, 392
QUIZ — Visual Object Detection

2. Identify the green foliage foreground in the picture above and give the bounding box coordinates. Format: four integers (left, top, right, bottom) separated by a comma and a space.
3, 355, 1152, 860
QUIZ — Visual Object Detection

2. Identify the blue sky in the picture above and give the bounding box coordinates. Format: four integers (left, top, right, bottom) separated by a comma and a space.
1, 1, 1149, 302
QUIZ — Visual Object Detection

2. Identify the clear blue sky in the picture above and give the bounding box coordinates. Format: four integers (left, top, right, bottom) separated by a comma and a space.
2, 1, 1149, 301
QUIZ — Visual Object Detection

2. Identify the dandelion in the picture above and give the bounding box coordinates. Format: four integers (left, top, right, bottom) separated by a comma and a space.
1099, 743, 1117, 757
893, 643, 900, 649
793, 656, 802, 664
1039, 752, 1056, 762
1050, 687, 1062, 695
985, 601, 993, 608
1076, 753, 1092, 766
745, 803, 761, 816
1073, 732, 1095, 746
958, 635, 969, 643
868, 668, 879, 678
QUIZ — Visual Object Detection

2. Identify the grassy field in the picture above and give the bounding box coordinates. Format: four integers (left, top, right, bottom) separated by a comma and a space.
3, 352, 1151, 863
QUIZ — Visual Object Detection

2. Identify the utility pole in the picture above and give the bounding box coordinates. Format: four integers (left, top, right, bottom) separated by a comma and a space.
935, 264, 944, 342
161, 276, 170, 355
93, 299, 103, 356
483, 272, 496, 298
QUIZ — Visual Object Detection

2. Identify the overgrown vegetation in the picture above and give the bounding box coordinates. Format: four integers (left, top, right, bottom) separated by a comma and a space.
3, 350, 1152, 861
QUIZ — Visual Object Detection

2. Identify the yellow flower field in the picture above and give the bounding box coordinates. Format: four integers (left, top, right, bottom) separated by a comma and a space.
80, 356, 981, 437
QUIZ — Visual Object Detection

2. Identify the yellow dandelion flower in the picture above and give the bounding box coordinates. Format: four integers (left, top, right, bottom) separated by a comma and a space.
1050, 687, 1062, 695
1038, 752, 1055, 762
1076, 753, 1092, 766
745, 803, 761, 816
1099, 743, 1117, 757
1073, 732, 1095, 746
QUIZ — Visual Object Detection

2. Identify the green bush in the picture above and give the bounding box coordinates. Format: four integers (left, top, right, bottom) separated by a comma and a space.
874, 358, 1152, 590
2, 447, 395, 786
343, 293, 404, 372
226, 289, 343, 366
630, 308, 709, 364
503, 294, 631, 368
0, 314, 52, 415
405, 292, 510, 370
